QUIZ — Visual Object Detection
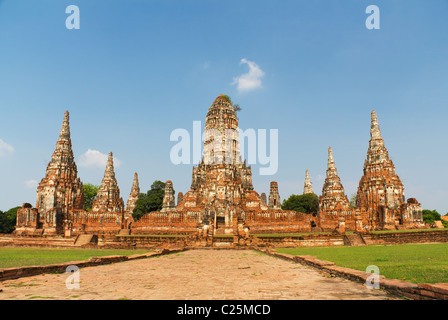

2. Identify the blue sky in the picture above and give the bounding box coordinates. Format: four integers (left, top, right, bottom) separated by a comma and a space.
0, 0, 447, 214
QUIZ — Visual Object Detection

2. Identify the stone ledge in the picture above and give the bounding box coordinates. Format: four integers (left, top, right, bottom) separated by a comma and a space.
0, 248, 185, 281
254, 247, 448, 300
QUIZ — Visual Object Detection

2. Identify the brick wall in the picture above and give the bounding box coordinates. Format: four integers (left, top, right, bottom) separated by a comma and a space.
254, 233, 345, 247
363, 230, 448, 245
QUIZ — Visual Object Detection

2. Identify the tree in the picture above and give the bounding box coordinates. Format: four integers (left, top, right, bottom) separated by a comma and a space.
221, 94, 242, 112
83, 183, 99, 211
349, 193, 357, 208
281, 193, 319, 216
233, 103, 242, 112
132, 180, 168, 221
0, 206, 20, 234
422, 209, 442, 224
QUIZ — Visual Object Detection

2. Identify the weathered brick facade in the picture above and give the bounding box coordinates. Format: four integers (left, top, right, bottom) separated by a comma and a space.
125, 172, 140, 215
316, 111, 424, 232
317, 147, 353, 232
137, 95, 311, 235
355, 111, 424, 230
15, 111, 84, 236
91, 152, 125, 214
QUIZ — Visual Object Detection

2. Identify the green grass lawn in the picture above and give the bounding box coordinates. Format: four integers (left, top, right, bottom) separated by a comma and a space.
0, 248, 149, 269
277, 243, 448, 284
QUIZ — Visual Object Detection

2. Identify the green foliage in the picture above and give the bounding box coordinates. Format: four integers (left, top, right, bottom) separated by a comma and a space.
0, 207, 20, 234
281, 193, 319, 216
221, 94, 232, 104
0, 248, 149, 268
221, 94, 242, 112
277, 243, 448, 284
132, 180, 168, 221
422, 209, 442, 224
349, 193, 357, 208
83, 183, 100, 211
233, 103, 242, 112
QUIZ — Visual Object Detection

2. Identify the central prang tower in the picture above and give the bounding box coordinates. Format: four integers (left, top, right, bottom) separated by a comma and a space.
175, 95, 265, 232
203, 94, 241, 165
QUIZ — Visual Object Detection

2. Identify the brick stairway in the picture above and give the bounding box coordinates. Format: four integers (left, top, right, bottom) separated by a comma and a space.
343, 233, 366, 246
74, 234, 98, 246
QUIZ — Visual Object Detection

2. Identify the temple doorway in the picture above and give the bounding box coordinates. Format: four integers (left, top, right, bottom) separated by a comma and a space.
216, 216, 225, 230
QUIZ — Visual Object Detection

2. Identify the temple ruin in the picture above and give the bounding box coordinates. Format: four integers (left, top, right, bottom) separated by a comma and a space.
14, 96, 424, 239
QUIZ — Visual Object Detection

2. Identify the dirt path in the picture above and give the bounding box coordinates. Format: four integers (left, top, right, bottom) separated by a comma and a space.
0, 249, 395, 300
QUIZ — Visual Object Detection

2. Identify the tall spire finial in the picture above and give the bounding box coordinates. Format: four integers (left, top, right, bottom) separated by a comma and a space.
126, 172, 140, 213
92, 151, 124, 213
34, 110, 84, 217
106, 152, 114, 171
101, 152, 117, 183
58, 110, 71, 142
303, 169, 313, 194
327, 147, 335, 169
370, 110, 382, 140
131, 172, 139, 191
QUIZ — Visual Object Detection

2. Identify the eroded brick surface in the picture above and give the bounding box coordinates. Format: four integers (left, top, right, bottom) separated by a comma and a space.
355, 110, 424, 230
92, 152, 125, 214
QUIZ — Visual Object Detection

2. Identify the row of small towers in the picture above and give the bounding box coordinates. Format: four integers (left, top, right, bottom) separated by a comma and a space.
259, 169, 313, 211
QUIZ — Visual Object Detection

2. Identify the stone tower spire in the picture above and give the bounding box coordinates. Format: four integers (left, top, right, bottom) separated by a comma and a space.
161, 180, 176, 212
92, 152, 125, 213
52, 110, 74, 164
303, 169, 313, 194
34, 110, 85, 234
260, 193, 267, 205
268, 181, 281, 209
177, 192, 184, 205
327, 147, 336, 172
355, 111, 422, 228
35, 111, 84, 226
203, 94, 240, 165
126, 172, 140, 214
319, 147, 349, 211
370, 110, 382, 141
59, 111, 71, 142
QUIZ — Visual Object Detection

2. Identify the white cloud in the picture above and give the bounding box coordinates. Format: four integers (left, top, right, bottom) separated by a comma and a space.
25, 179, 38, 189
79, 149, 122, 168
232, 58, 265, 92
0, 139, 14, 157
